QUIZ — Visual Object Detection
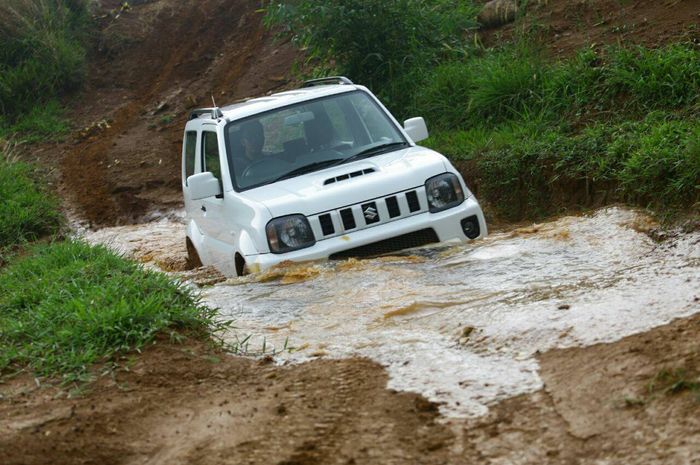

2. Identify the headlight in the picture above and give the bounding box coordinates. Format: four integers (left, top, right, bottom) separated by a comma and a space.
266, 214, 316, 254
425, 173, 465, 213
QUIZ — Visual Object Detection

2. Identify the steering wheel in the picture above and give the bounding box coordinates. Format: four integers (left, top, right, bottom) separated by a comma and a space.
241, 159, 272, 179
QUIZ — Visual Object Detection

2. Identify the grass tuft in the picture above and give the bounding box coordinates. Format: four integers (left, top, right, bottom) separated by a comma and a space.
0, 240, 218, 382
0, 152, 62, 252
648, 367, 700, 401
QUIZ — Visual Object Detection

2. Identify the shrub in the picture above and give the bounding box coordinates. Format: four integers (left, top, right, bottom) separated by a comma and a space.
263, 0, 480, 115
426, 112, 700, 219
618, 118, 700, 205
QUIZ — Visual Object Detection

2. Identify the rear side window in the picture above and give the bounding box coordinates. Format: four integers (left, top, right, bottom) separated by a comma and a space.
202, 131, 222, 190
184, 131, 197, 184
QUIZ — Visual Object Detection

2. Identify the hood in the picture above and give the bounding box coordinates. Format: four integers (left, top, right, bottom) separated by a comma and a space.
239, 147, 449, 217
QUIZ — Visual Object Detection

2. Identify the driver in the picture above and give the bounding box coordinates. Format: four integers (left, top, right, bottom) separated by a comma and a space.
240, 120, 265, 166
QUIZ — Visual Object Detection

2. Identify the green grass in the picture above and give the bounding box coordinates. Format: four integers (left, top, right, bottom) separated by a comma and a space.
648, 367, 700, 402
1, 144, 219, 384
0, 152, 62, 253
0, 101, 70, 142
413, 43, 700, 130
0, 240, 218, 382
263, 0, 481, 113
0, 0, 91, 135
417, 42, 700, 220
426, 112, 700, 220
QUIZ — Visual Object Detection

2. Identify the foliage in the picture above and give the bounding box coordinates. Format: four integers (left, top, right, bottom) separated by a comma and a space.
0, 101, 70, 142
0, 0, 92, 128
0, 240, 217, 381
413, 43, 551, 128
426, 112, 700, 220
263, 0, 480, 113
0, 152, 62, 251
415, 43, 700, 130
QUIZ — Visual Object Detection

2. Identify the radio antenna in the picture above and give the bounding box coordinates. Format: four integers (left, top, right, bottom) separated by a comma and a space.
211, 94, 217, 108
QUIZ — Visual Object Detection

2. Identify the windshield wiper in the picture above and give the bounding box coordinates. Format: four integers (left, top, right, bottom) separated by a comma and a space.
333, 141, 408, 167
272, 159, 344, 183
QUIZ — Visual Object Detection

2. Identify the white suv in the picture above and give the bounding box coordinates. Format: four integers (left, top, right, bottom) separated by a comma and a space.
182, 77, 486, 276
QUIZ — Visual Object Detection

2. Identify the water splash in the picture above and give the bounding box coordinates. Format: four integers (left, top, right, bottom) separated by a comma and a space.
85, 207, 700, 417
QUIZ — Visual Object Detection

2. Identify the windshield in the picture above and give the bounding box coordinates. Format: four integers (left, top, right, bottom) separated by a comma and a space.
225, 90, 407, 190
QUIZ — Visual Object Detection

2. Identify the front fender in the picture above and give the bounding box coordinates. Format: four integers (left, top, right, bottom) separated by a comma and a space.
237, 229, 261, 257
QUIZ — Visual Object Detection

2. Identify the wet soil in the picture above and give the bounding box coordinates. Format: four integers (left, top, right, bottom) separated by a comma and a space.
0, 337, 453, 465
459, 311, 700, 465
480, 0, 700, 57
2, 313, 698, 465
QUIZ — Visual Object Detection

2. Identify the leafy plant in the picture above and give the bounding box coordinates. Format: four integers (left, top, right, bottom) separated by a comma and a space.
263, 0, 480, 115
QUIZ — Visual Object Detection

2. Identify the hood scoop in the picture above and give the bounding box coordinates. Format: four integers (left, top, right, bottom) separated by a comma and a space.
324, 168, 376, 185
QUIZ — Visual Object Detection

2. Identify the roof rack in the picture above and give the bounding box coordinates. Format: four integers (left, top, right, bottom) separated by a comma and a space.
188, 107, 224, 120
301, 76, 354, 88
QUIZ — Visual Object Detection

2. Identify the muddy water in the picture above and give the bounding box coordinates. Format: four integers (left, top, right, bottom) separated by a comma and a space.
84, 207, 700, 417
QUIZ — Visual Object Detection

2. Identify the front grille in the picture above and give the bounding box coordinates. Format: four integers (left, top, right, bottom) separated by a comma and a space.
329, 228, 439, 260
385, 196, 400, 218
319, 213, 335, 236
406, 190, 421, 212
309, 186, 428, 241
340, 208, 356, 230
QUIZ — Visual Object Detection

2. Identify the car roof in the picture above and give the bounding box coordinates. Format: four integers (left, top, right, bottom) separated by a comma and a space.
189, 85, 360, 126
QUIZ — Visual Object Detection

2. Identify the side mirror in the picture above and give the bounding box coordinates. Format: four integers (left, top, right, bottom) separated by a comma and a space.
188, 172, 222, 200
403, 117, 429, 143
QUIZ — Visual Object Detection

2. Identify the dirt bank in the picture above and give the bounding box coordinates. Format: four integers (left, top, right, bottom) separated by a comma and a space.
58, 0, 298, 226
481, 0, 700, 57
3, 312, 698, 465
0, 337, 453, 465
458, 310, 700, 464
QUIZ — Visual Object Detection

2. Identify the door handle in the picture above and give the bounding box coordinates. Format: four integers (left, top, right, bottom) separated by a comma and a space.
201, 205, 207, 212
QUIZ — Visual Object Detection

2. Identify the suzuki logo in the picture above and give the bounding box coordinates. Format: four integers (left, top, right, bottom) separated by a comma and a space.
363, 206, 378, 221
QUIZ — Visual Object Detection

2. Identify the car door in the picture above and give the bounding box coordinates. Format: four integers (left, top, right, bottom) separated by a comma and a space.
198, 128, 227, 246
181, 129, 200, 223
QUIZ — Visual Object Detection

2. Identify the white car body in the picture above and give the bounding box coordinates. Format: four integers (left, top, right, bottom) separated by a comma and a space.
181, 79, 486, 276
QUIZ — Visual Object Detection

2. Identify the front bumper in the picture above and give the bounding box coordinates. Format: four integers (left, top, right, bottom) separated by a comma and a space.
247, 196, 486, 272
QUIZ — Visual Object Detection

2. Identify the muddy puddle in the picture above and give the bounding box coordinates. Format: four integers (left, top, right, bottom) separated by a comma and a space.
83, 207, 700, 417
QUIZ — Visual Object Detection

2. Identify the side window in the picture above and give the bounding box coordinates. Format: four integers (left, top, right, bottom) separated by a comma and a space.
184, 131, 196, 184
202, 131, 222, 191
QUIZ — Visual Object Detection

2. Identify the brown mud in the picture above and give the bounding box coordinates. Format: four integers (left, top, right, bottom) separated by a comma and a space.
2, 314, 698, 465
57, 0, 298, 226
